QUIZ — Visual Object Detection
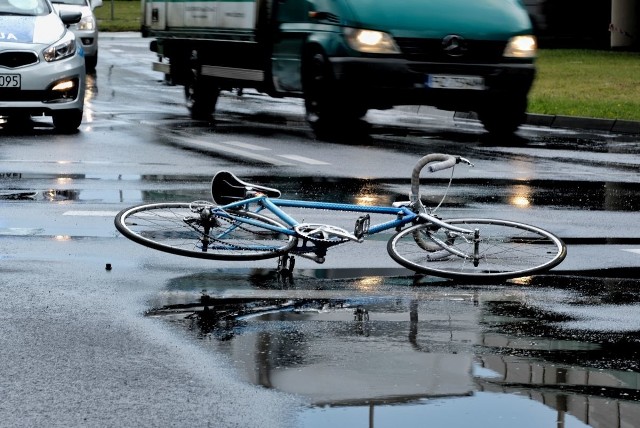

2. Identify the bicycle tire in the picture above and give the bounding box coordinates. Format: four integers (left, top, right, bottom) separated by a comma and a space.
387, 218, 566, 280
115, 202, 297, 260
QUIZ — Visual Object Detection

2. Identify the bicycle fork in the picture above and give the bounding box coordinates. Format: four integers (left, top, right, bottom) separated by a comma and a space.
473, 228, 480, 267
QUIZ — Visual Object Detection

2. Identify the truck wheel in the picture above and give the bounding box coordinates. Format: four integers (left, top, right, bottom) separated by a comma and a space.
477, 95, 527, 135
303, 51, 367, 137
303, 51, 333, 126
185, 65, 219, 120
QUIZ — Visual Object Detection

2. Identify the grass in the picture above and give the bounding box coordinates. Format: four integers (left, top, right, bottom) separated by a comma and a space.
96, 1, 640, 122
95, 1, 141, 32
529, 49, 640, 121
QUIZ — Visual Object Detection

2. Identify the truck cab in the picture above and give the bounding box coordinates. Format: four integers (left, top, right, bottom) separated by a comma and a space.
143, 0, 537, 136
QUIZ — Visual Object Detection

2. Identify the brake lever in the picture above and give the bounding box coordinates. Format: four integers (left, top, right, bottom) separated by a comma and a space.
456, 156, 474, 167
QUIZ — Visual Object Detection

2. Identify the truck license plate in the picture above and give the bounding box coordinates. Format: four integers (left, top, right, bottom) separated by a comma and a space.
0, 74, 20, 88
427, 74, 484, 90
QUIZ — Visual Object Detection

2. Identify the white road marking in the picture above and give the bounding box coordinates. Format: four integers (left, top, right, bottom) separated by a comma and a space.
223, 140, 271, 151
278, 154, 330, 165
622, 249, 640, 255
63, 211, 119, 216
0, 228, 44, 236
170, 134, 294, 166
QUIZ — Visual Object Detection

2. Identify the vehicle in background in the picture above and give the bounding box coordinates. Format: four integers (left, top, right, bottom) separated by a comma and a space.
52, 0, 103, 72
142, 0, 537, 136
0, 0, 86, 133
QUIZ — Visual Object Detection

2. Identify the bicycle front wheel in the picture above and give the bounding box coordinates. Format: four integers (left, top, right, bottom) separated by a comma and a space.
115, 202, 297, 260
388, 218, 566, 280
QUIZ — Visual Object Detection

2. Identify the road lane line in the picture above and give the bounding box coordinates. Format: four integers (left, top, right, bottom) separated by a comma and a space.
170, 134, 294, 166
622, 249, 640, 255
63, 211, 119, 216
278, 154, 330, 165
222, 140, 271, 151
0, 228, 44, 236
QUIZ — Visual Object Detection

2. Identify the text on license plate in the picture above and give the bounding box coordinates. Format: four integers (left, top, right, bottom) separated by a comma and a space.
427, 75, 484, 90
0, 74, 21, 88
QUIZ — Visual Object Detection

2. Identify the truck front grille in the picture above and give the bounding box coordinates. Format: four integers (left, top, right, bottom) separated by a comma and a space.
395, 38, 506, 63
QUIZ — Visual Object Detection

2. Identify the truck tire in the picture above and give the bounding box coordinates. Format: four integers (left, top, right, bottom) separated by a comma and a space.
185, 61, 220, 120
477, 95, 527, 136
302, 51, 367, 138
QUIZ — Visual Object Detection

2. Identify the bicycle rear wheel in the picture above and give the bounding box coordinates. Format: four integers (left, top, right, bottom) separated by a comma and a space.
388, 218, 566, 280
115, 202, 297, 260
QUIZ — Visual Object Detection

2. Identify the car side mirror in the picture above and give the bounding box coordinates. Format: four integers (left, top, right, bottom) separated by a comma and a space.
91, 0, 103, 9
59, 10, 82, 26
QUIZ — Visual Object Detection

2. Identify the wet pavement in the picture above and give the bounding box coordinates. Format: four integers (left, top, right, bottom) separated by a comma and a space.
1, 33, 640, 428
146, 271, 640, 427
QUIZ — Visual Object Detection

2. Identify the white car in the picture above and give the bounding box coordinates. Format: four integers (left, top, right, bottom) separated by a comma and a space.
52, 0, 102, 72
0, 0, 86, 133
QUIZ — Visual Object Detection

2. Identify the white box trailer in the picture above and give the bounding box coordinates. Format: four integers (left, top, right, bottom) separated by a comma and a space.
143, 0, 257, 31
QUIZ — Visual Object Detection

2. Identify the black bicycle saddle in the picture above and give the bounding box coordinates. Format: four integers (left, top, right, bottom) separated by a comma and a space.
211, 171, 281, 205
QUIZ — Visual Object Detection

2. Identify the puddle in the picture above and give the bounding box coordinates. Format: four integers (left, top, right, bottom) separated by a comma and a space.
148, 271, 640, 427
2, 169, 639, 212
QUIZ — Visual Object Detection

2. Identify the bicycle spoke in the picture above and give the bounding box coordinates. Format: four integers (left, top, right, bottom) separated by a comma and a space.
388, 218, 566, 280
115, 203, 297, 260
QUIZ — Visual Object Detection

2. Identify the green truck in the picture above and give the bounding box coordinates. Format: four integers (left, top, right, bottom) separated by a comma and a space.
142, 0, 537, 135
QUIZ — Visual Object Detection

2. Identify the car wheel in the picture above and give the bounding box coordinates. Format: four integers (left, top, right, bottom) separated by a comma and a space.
52, 109, 83, 133
86, 54, 98, 73
4, 114, 33, 130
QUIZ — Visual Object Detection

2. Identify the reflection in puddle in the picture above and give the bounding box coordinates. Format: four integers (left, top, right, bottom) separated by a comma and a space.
2, 170, 639, 212
148, 271, 640, 427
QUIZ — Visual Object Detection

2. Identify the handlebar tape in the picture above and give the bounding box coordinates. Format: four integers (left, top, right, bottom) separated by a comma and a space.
410, 154, 457, 203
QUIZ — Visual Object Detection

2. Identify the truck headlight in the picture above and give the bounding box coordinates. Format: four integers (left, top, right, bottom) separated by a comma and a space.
504, 35, 537, 58
344, 28, 400, 54
43, 31, 77, 62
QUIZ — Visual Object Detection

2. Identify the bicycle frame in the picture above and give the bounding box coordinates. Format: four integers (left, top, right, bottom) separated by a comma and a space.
210, 195, 418, 238
206, 192, 481, 262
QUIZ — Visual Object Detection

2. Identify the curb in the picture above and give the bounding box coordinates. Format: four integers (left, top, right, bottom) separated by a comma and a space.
454, 111, 640, 135
525, 114, 640, 135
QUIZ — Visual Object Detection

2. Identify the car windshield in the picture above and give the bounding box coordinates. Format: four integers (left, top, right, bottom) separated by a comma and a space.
51, 0, 86, 5
0, 0, 50, 16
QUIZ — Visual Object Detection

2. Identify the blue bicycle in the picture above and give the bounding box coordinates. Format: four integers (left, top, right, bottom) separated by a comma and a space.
114, 154, 566, 280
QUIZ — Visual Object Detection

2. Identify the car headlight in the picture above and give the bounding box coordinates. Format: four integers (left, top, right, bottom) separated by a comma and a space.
77, 15, 96, 31
344, 28, 400, 54
43, 31, 78, 62
504, 35, 537, 58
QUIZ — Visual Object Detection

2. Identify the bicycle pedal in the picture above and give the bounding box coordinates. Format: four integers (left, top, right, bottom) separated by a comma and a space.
354, 214, 370, 239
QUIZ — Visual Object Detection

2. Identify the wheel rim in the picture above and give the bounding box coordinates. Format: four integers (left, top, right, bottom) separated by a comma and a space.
389, 218, 566, 280
115, 203, 297, 260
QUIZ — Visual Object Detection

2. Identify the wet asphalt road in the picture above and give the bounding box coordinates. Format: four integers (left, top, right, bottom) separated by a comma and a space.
1, 33, 640, 427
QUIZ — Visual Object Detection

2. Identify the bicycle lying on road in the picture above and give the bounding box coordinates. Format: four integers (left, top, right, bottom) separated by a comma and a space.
114, 154, 567, 280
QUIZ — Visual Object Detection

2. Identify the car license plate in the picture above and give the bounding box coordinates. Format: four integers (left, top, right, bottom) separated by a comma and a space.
0, 74, 21, 88
427, 74, 484, 90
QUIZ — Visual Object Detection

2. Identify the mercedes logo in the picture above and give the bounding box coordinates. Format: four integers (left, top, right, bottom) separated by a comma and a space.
442, 35, 467, 57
